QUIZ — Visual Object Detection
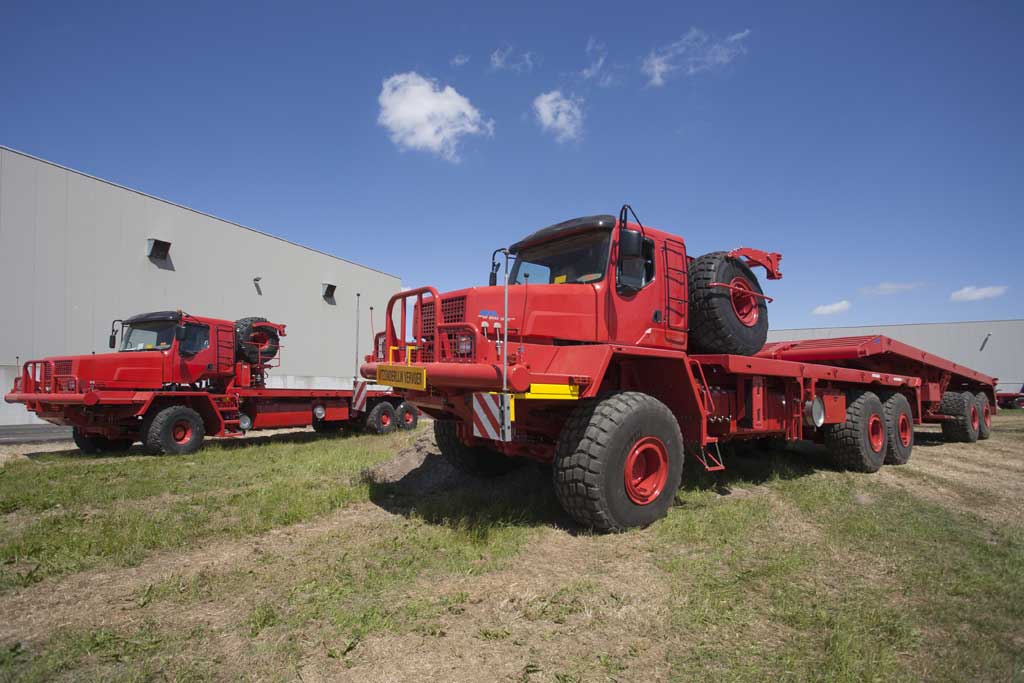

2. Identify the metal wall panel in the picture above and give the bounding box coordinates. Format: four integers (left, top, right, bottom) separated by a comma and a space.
0, 147, 401, 425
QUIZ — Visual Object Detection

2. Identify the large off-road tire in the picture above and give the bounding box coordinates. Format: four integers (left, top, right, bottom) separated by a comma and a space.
940, 391, 979, 443
433, 420, 520, 476
364, 401, 397, 435
553, 392, 684, 532
824, 390, 887, 472
975, 392, 992, 440
396, 402, 419, 431
72, 429, 133, 454
143, 405, 206, 455
234, 317, 280, 364
688, 251, 769, 356
312, 418, 343, 434
881, 392, 914, 465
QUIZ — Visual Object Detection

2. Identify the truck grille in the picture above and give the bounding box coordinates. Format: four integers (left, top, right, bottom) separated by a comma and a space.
54, 360, 72, 376
441, 296, 466, 324
417, 296, 466, 362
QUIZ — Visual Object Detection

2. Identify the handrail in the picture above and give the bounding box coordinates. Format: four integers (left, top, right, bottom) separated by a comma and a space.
383, 286, 449, 364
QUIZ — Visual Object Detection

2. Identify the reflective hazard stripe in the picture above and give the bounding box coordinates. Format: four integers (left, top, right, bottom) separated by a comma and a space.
352, 381, 368, 413
472, 392, 514, 441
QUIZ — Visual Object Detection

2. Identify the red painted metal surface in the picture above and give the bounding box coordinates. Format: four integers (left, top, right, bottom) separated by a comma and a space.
355, 212, 997, 473
623, 436, 669, 505
5, 311, 399, 442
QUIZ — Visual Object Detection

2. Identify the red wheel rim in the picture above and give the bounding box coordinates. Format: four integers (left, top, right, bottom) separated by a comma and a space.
728, 277, 759, 327
897, 413, 912, 448
251, 332, 270, 350
970, 405, 979, 432
868, 414, 884, 453
172, 420, 193, 444
623, 436, 669, 505
403, 410, 414, 425
381, 412, 391, 427
982, 403, 991, 428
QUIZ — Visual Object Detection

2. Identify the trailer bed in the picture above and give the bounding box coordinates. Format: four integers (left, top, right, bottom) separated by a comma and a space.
757, 335, 996, 386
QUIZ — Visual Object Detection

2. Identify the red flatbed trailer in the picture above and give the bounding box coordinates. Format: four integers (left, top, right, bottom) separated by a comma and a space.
361, 207, 998, 531
5, 311, 415, 455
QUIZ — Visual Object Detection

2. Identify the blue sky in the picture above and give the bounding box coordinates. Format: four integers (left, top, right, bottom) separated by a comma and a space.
2, 0, 1021, 328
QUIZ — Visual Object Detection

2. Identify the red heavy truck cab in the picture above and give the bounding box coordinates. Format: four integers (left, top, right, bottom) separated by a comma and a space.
5, 311, 416, 454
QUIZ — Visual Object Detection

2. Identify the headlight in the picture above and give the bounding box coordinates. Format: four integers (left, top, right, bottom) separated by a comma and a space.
313, 405, 326, 419
66, 379, 76, 392
804, 397, 825, 428
239, 413, 253, 431
457, 335, 473, 355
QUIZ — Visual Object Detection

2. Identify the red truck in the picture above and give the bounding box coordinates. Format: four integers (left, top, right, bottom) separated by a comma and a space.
5, 311, 415, 454
361, 206, 998, 531
997, 385, 1024, 409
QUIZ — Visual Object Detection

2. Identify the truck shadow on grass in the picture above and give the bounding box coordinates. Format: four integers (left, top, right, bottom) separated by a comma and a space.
364, 440, 831, 535
23, 428, 360, 461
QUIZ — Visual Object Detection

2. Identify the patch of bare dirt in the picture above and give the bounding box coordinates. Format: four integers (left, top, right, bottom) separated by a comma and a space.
876, 420, 1024, 526
0, 502, 397, 644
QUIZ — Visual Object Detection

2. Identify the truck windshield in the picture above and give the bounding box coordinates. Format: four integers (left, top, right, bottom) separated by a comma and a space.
121, 322, 176, 352
510, 230, 611, 285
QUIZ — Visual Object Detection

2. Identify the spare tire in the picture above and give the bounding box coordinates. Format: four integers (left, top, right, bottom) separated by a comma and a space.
688, 251, 768, 356
234, 316, 280, 364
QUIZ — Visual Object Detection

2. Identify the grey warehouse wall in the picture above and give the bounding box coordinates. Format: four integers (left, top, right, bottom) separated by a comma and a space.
0, 147, 401, 425
768, 320, 1024, 393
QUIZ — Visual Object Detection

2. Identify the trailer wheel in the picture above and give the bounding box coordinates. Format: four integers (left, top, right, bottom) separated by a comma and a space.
364, 401, 397, 435
688, 252, 769, 356
974, 392, 992, 440
72, 429, 133, 454
312, 418, 343, 434
824, 390, 887, 472
553, 392, 684, 532
143, 405, 206, 455
881, 393, 914, 465
234, 317, 280, 365
396, 402, 419, 431
939, 391, 979, 443
434, 420, 520, 476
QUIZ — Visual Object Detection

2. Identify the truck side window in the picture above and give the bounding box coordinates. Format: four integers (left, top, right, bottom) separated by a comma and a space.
180, 324, 210, 356
618, 237, 656, 291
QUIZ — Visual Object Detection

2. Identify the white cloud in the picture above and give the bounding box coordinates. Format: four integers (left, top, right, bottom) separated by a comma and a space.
450, 54, 470, 67
377, 72, 493, 162
490, 46, 536, 73
533, 91, 584, 143
642, 27, 751, 87
861, 281, 924, 296
812, 300, 851, 315
950, 285, 1008, 302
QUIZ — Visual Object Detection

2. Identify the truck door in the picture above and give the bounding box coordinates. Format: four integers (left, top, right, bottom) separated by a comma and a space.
608, 234, 661, 346
174, 322, 217, 384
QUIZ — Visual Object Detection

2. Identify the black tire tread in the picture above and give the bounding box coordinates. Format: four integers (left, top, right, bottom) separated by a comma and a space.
824, 390, 885, 472
687, 252, 768, 356
880, 392, 913, 465
365, 401, 397, 435
939, 391, 978, 443
234, 316, 280, 364
975, 392, 991, 440
143, 405, 205, 455
433, 420, 519, 476
552, 391, 683, 532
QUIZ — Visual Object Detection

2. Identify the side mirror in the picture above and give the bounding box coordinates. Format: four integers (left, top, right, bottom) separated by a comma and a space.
108, 333, 117, 349
619, 228, 643, 260
488, 272, 498, 287
175, 325, 187, 342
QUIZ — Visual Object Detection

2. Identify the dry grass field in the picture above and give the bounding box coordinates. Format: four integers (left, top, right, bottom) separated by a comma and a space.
1, 413, 1022, 682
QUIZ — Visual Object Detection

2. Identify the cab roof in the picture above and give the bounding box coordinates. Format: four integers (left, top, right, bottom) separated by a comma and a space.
124, 311, 181, 324
509, 214, 617, 254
